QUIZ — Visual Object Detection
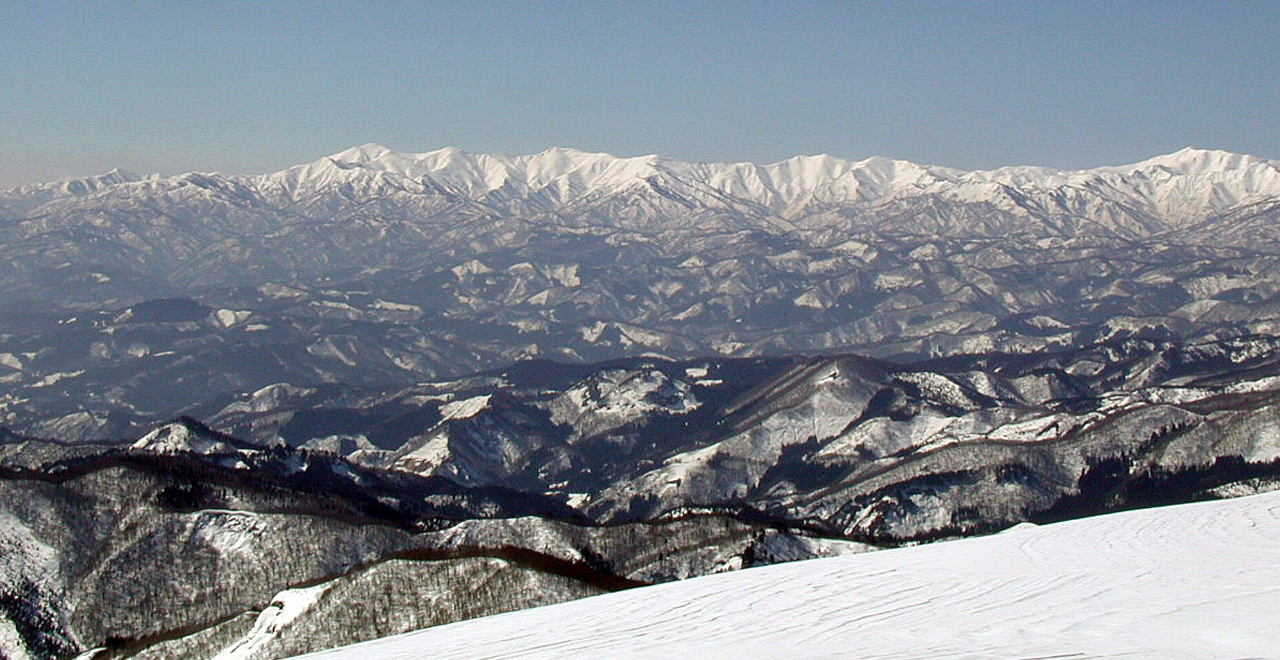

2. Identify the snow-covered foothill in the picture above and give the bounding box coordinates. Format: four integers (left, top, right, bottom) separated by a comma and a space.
130, 421, 234, 454
290, 491, 1280, 660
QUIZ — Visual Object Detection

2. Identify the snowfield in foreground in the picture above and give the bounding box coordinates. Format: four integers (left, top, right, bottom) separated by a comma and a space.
291, 491, 1280, 660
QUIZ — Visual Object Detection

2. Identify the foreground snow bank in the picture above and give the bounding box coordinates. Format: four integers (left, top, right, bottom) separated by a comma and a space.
292, 492, 1280, 659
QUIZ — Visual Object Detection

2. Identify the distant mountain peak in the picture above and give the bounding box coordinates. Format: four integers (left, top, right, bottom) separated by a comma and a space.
1126, 146, 1274, 175
7, 145, 1280, 230
1, 168, 141, 198
130, 418, 230, 454
330, 142, 396, 160
287, 144, 1280, 211
129, 416, 268, 454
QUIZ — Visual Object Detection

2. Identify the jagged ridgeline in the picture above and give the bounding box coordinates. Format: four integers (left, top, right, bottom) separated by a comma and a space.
3, 335, 1280, 659
3, 147, 1280, 440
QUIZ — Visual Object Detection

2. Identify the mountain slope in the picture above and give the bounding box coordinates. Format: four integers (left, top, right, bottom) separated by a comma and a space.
0, 421, 868, 660
289, 489, 1280, 660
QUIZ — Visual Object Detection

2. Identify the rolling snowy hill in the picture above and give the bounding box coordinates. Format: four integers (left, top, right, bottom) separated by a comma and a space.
290, 490, 1280, 660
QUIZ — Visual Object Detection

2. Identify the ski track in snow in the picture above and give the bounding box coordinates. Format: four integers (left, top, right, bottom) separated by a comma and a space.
290, 491, 1280, 660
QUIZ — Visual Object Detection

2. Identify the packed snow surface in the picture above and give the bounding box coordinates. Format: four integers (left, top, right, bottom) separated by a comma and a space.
291, 491, 1280, 660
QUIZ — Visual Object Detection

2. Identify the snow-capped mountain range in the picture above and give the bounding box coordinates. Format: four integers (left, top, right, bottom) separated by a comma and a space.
5, 144, 1280, 312
245, 144, 1280, 219
9, 144, 1280, 224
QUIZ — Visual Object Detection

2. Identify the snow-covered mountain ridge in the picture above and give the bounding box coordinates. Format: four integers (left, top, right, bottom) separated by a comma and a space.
18, 144, 1278, 221
303, 144, 1280, 217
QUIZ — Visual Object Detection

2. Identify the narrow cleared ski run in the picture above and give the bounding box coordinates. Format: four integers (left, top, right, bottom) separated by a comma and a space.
291, 491, 1280, 659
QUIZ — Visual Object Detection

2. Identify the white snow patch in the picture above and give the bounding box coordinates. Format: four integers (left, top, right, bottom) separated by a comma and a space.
371, 299, 419, 312
439, 395, 491, 421
257, 283, 307, 299
189, 511, 265, 556
986, 415, 1074, 443
394, 432, 452, 473
213, 582, 333, 660
1228, 375, 1280, 394
525, 289, 553, 306
0, 353, 23, 371
0, 619, 35, 660
713, 341, 746, 355
31, 370, 84, 387
450, 259, 493, 278
1024, 314, 1068, 330
214, 309, 252, 328
579, 321, 608, 343
220, 383, 316, 415
792, 291, 826, 309
546, 263, 581, 287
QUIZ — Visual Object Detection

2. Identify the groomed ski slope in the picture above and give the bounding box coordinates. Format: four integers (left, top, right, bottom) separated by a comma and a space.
292, 491, 1280, 660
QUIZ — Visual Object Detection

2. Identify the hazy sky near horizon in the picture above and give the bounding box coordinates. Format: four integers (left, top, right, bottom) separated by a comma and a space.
2, 1, 1277, 188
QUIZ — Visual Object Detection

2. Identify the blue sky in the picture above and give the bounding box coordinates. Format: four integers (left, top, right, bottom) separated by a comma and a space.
2, 1, 1277, 187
